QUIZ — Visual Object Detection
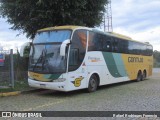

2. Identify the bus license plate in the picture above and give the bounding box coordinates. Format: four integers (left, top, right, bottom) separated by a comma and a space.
40, 84, 46, 88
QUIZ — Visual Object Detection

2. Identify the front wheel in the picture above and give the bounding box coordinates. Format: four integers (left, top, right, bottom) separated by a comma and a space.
88, 74, 98, 92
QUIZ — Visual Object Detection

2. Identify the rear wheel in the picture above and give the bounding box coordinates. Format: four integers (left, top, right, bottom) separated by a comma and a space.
136, 71, 142, 82
142, 71, 147, 80
88, 74, 98, 92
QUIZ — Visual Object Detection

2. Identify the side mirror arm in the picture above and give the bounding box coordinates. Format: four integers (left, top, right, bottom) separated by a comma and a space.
60, 39, 71, 56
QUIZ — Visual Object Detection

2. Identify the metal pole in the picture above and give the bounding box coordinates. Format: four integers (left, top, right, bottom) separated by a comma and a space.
10, 49, 14, 88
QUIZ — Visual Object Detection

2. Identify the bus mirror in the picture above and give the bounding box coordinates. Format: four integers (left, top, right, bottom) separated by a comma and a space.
20, 42, 31, 57
60, 39, 70, 56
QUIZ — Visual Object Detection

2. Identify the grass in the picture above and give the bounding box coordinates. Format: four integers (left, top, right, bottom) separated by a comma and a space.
0, 80, 30, 93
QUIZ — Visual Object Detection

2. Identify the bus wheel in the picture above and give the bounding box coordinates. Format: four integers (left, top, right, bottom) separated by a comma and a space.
142, 71, 147, 80
88, 74, 98, 92
136, 71, 142, 82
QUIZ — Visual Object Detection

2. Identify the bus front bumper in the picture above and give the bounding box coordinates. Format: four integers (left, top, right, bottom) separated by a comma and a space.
28, 78, 67, 92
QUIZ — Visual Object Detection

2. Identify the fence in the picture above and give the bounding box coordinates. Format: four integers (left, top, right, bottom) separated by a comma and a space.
0, 49, 28, 88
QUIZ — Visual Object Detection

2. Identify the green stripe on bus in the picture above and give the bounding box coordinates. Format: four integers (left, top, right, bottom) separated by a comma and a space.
102, 52, 122, 78
45, 74, 61, 80
112, 53, 127, 77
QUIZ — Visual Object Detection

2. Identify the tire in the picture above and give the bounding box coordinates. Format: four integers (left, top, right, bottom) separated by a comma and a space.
136, 71, 142, 82
88, 74, 98, 92
142, 71, 147, 80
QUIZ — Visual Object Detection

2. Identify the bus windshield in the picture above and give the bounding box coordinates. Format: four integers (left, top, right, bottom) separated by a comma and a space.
34, 30, 71, 43
29, 30, 71, 73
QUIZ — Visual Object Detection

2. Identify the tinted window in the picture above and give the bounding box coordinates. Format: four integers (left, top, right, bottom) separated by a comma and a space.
68, 30, 87, 71
88, 32, 153, 56
88, 32, 113, 52
102, 36, 113, 52
112, 38, 118, 52
88, 32, 103, 51
128, 41, 153, 56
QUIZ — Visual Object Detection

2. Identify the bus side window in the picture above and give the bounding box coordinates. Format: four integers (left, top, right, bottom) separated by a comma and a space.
94, 34, 103, 51
107, 41, 111, 52
88, 32, 104, 51
113, 38, 118, 52
88, 31, 96, 51
146, 45, 153, 56
88, 32, 94, 51
77, 32, 87, 49
103, 36, 112, 52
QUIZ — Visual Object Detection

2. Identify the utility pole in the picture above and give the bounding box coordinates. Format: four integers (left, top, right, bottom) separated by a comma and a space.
104, 0, 113, 32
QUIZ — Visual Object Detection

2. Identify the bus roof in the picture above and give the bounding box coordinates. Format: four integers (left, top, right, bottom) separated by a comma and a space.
38, 25, 151, 46
38, 25, 86, 32
92, 28, 151, 45
107, 32, 132, 40
107, 32, 151, 45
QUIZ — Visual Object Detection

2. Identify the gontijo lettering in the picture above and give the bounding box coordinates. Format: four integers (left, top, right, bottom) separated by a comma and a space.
128, 57, 143, 63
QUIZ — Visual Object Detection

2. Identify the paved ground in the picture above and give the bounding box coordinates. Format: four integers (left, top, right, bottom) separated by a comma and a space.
0, 70, 160, 119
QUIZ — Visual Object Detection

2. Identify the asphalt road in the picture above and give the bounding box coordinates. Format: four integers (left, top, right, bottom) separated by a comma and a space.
0, 70, 160, 119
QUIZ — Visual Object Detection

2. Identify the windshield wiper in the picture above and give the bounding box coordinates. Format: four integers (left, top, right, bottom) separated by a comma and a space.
41, 49, 47, 71
33, 49, 47, 71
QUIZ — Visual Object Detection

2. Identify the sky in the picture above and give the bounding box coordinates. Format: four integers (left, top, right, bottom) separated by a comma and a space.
0, 0, 160, 51
112, 0, 160, 51
0, 18, 29, 52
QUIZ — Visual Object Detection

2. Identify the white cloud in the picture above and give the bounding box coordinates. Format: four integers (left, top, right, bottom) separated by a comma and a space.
0, 18, 29, 52
112, 0, 160, 51
112, 0, 160, 30
0, 0, 160, 51
114, 26, 160, 51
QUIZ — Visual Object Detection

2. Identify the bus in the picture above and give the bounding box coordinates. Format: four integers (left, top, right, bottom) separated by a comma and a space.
20, 26, 153, 92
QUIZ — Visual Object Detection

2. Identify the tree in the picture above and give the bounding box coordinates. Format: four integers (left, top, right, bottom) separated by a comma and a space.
153, 50, 160, 67
153, 50, 160, 62
0, 0, 108, 39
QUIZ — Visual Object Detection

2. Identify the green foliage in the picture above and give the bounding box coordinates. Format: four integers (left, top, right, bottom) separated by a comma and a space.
23, 46, 30, 58
0, 0, 108, 39
153, 50, 160, 68
0, 80, 29, 93
14, 53, 28, 71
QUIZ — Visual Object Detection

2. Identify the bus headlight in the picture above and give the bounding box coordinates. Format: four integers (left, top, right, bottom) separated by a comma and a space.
28, 72, 34, 80
52, 78, 66, 82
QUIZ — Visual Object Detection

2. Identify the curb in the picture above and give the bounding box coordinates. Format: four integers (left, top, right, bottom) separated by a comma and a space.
0, 88, 42, 97
0, 91, 21, 97
21, 88, 44, 94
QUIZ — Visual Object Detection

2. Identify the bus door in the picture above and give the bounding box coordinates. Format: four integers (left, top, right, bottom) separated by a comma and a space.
67, 29, 88, 89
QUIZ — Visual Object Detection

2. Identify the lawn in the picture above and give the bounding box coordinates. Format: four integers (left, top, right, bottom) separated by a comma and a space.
0, 80, 30, 93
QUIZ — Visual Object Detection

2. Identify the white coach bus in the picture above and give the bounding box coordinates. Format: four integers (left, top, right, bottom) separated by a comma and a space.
20, 26, 153, 92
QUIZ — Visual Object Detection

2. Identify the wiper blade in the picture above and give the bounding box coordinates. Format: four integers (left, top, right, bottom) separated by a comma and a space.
41, 51, 47, 71
33, 49, 47, 71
